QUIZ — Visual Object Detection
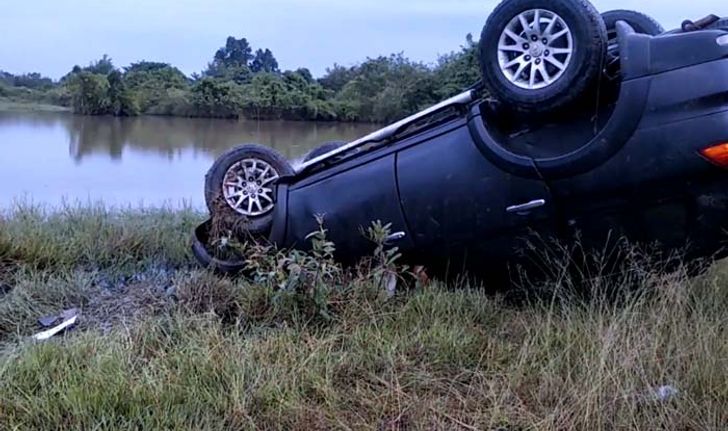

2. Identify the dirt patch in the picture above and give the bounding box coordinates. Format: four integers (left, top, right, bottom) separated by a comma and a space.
83, 282, 174, 334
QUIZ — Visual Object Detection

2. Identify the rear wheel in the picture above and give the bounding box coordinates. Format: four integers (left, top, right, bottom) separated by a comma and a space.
602, 10, 663, 80
204, 144, 294, 235
479, 0, 607, 115
708, 17, 728, 30
602, 10, 664, 47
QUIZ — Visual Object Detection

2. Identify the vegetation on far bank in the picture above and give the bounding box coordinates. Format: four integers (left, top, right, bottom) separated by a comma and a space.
0, 35, 480, 123
0, 203, 726, 429
0, 99, 70, 113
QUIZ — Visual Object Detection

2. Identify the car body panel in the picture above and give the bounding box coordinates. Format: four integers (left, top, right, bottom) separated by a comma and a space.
396, 123, 552, 253
640, 59, 728, 128
285, 153, 414, 260
285, 26, 727, 267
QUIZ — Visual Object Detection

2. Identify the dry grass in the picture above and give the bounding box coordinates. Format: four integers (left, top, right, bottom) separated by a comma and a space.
0, 203, 725, 430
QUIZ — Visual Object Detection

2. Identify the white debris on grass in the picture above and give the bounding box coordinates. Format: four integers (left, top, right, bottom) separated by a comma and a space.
33, 313, 79, 341
653, 385, 680, 402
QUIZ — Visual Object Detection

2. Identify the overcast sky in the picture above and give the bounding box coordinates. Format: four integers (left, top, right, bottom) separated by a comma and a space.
0, 0, 724, 79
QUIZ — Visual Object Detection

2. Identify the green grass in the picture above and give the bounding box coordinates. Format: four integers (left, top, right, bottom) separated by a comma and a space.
0, 203, 726, 430
0, 98, 70, 113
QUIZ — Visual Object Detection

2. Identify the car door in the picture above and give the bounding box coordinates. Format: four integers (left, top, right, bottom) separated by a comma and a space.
396, 119, 555, 270
285, 152, 415, 262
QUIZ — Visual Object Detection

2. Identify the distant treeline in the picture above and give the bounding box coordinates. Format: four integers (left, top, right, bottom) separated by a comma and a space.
0, 35, 480, 123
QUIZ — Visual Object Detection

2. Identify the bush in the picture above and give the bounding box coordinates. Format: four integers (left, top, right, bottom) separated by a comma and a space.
123, 62, 189, 112
19, 35, 483, 122
433, 35, 481, 99
145, 88, 194, 117
190, 78, 245, 118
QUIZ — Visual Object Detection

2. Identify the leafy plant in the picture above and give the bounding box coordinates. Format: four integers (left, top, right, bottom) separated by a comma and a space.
228, 217, 408, 321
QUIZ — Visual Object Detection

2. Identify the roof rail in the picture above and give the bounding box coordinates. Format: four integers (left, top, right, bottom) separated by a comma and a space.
298, 90, 476, 172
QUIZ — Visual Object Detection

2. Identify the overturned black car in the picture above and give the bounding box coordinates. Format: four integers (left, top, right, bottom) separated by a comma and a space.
193, 0, 728, 280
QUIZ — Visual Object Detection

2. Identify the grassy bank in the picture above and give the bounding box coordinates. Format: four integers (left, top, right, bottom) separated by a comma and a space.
0, 204, 726, 430
0, 98, 70, 113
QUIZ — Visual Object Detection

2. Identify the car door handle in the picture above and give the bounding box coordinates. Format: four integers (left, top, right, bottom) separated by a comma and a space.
506, 199, 546, 215
385, 231, 407, 243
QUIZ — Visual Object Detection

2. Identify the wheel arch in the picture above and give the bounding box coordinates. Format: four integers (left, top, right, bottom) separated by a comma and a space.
468, 22, 653, 180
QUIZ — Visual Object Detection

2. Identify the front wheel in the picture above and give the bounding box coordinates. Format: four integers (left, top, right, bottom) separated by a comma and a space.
204, 144, 294, 235
303, 140, 347, 162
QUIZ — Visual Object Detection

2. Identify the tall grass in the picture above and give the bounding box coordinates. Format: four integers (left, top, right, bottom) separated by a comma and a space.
0, 202, 198, 270
0, 203, 725, 430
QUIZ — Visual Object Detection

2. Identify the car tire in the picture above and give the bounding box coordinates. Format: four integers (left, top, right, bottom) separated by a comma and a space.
204, 144, 294, 235
303, 141, 347, 162
601, 10, 663, 81
479, 0, 607, 115
602, 10, 664, 43
708, 17, 728, 30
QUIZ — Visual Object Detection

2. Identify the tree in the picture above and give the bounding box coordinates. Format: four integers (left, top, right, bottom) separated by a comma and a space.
86, 54, 115, 75
214, 36, 253, 68
250, 48, 279, 73
0, 71, 13, 87
240, 70, 334, 121
204, 36, 257, 80
242, 73, 287, 114
14, 73, 54, 89
107, 70, 139, 116
319, 64, 355, 92
31, 31, 484, 122
69, 72, 111, 115
282, 69, 311, 90
123, 63, 189, 111
332, 54, 436, 122
293, 67, 313, 83
190, 78, 244, 118
60, 65, 83, 83
60, 55, 115, 83
0, 71, 55, 90
203, 63, 252, 84
433, 34, 481, 99
124, 61, 174, 74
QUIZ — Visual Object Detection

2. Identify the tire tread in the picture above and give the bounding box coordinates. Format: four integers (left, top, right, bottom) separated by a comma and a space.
479, 0, 607, 114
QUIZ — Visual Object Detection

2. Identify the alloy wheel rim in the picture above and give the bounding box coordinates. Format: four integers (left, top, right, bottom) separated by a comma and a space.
222, 158, 279, 217
497, 9, 574, 90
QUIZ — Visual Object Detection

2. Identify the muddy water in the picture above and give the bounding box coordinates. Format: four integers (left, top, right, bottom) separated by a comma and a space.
0, 111, 376, 208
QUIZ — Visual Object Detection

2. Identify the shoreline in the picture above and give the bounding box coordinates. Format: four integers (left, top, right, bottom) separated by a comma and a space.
0, 99, 383, 125
0, 99, 71, 113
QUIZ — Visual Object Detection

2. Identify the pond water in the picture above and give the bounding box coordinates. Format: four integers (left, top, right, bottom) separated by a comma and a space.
0, 111, 377, 209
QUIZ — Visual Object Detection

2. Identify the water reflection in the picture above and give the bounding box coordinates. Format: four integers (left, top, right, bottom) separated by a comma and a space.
62, 115, 374, 162
0, 111, 376, 207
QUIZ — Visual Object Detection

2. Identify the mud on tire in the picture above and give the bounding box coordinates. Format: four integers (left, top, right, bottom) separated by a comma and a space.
204, 144, 294, 235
